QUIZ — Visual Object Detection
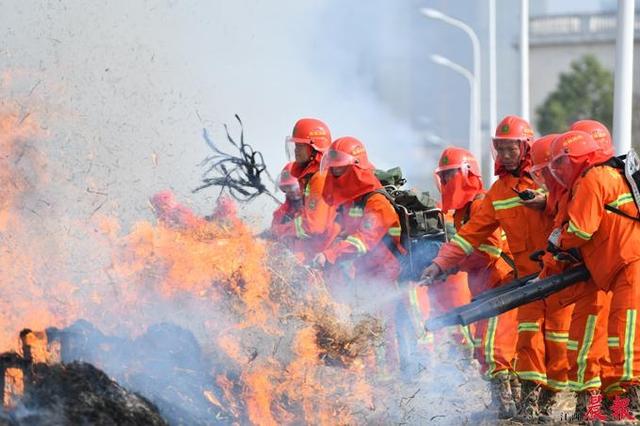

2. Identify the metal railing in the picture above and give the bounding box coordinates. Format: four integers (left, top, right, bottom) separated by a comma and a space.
530, 13, 640, 43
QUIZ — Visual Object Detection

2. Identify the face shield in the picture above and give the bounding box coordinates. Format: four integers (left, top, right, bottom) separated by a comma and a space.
549, 153, 576, 189
319, 149, 359, 174
285, 136, 313, 164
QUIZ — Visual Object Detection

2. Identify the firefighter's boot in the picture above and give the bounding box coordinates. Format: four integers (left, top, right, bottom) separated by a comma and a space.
516, 380, 541, 422
538, 387, 559, 423
490, 373, 517, 419
510, 372, 522, 404
627, 385, 640, 418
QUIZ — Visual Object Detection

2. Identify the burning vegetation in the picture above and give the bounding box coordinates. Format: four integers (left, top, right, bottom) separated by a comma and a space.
0, 99, 494, 425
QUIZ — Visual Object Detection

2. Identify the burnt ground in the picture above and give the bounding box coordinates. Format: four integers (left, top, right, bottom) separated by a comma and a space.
0, 361, 167, 425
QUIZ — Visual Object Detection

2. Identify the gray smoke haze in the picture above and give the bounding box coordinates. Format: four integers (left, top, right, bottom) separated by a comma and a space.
2, 0, 426, 229
0, 2, 488, 424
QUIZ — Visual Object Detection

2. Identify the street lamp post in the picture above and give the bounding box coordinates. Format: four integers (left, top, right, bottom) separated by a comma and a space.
489, 0, 497, 181
421, 8, 482, 172
613, 0, 635, 154
430, 54, 475, 155
520, 0, 530, 121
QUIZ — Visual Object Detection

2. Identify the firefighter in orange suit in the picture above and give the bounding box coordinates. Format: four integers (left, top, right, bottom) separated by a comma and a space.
536, 122, 614, 419
270, 163, 303, 246
276, 118, 339, 261
422, 116, 570, 421
548, 130, 640, 412
312, 136, 404, 375
427, 146, 518, 418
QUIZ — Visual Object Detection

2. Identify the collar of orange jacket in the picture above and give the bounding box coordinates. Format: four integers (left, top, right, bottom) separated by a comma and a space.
290, 150, 326, 181
322, 166, 382, 207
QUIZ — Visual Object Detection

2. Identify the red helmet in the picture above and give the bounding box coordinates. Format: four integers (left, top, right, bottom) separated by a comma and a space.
285, 118, 331, 161
530, 134, 559, 189
549, 130, 603, 188
276, 162, 302, 199
492, 115, 535, 169
493, 115, 534, 142
320, 136, 375, 172
569, 120, 614, 157
434, 147, 481, 187
434, 147, 483, 211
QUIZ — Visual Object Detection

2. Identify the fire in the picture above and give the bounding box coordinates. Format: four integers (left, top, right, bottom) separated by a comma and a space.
0, 95, 396, 423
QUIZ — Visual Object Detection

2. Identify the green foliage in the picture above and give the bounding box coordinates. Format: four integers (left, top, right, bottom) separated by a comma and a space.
536, 55, 613, 135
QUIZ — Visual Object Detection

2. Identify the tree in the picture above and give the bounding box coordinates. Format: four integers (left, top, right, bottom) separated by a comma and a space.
536, 55, 613, 135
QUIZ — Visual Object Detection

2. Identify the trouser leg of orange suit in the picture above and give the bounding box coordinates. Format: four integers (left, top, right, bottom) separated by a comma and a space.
428, 272, 474, 351
602, 261, 640, 396
514, 293, 573, 391
543, 291, 574, 391
566, 282, 611, 392
515, 299, 547, 385
475, 308, 519, 378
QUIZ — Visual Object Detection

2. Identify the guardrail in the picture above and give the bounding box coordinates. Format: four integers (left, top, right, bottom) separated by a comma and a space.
530, 13, 640, 43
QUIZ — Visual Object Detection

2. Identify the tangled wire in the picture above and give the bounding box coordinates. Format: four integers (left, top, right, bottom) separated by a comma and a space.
194, 115, 279, 203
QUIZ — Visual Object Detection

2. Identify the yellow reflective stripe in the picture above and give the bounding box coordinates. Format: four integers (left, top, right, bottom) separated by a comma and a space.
500, 230, 507, 241
577, 315, 597, 388
478, 244, 502, 258
567, 340, 579, 351
452, 234, 474, 255
547, 379, 568, 391
345, 235, 367, 254
607, 192, 634, 209
492, 196, 522, 211
484, 316, 498, 378
407, 286, 424, 331
419, 332, 434, 345
388, 226, 401, 237
460, 325, 475, 352
567, 220, 592, 240
622, 309, 637, 381
545, 331, 569, 343
569, 377, 602, 392
516, 371, 547, 383
348, 207, 364, 217
294, 216, 309, 239
304, 181, 311, 197
518, 322, 539, 332
604, 383, 625, 394
608, 336, 620, 348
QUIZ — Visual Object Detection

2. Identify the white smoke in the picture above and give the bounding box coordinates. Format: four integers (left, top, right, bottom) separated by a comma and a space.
1, 0, 426, 229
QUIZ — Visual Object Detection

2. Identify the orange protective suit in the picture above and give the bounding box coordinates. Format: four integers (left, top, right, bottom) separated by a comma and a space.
434, 197, 517, 378
540, 187, 611, 393
320, 137, 404, 374
276, 161, 339, 261
432, 170, 572, 390
556, 165, 640, 395
322, 191, 402, 282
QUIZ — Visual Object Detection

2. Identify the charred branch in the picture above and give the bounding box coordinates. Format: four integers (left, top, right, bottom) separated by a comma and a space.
194, 114, 278, 203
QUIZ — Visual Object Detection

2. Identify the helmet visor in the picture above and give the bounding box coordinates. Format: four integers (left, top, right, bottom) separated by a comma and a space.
530, 165, 549, 190
285, 136, 312, 163
549, 153, 574, 188
319, 149, 357, 173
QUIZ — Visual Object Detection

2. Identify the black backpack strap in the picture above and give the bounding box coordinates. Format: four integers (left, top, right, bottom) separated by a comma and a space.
604, 204, 640, 222
357, 189, 403, 260
500, 252, 518, 277
597, 158, 640, 222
